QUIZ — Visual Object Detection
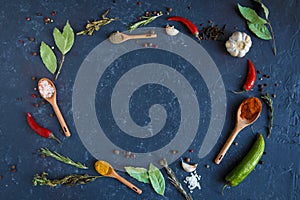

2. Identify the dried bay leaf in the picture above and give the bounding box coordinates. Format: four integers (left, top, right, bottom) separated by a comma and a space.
148, 163, 165, 196
40, 42, 57, 74
238, 4, 267, 24
124, 166, 150, 184
248, 22, 272, 40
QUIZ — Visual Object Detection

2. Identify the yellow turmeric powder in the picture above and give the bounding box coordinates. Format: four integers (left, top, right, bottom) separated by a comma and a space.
94, 160, 111, 175
240, 97, 262, 121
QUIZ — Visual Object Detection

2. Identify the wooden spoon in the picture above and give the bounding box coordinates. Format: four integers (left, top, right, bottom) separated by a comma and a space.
38, 78, 71, 137
109, 31, 157, 44
214, 97, 262, 164
94, 160, 142, 194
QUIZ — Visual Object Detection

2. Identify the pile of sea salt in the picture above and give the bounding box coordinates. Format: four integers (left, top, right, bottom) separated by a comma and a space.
38, 80, 55, 98
183, 170, 201, 193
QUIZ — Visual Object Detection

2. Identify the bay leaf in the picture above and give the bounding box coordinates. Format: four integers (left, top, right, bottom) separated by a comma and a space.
248, 22, 272, 40
53, 20, 74, 55
238, 4, 267, 24
124, 166, 150, 184
253, 0, 269, 20
40, 41, 57, 74
148, 163, 165, 196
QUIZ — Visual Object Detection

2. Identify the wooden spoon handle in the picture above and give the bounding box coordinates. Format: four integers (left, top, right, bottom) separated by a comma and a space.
126, 33, 157, 40
52, 103, 71, 137
214, 126, 243, 164
114, 173, 142, 194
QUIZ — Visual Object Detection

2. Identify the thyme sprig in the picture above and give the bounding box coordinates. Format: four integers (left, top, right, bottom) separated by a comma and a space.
128, 13, 163, 32
33, 172, 101, 187
160, 159, 193, 200
39, 148, 88, 169
261, 93, 274, 138
77, 9, 118, 36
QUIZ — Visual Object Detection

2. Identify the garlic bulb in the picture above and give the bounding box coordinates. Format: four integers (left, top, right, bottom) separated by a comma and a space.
181, 160, 198, 172
166, 25, 179, 36
225, 32, 252, 57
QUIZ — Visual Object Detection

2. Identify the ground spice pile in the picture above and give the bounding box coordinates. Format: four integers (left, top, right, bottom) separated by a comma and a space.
240, 97, 262, 121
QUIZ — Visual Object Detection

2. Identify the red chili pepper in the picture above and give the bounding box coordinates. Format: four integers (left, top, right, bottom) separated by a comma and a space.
26, 112, 61, 144
168, 16, 199, 39
233, 59, 256, 94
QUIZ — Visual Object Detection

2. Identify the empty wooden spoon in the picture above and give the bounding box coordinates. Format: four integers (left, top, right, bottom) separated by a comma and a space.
109, 31, 157, 44
94, 160, 142, 194
214, 97, 262, 164
38, 78, 71, 137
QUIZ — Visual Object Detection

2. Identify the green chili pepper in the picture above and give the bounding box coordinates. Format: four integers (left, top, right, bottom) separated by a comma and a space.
222, 133, 265, 194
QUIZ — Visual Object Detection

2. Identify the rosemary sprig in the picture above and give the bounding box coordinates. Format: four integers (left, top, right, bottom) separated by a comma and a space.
261, 93, 274, 138
77, 9, 118, 36
33, 172, 101, 187
160, 159, 193, 200
128, 13, 163, 32
39, 148, 88, 169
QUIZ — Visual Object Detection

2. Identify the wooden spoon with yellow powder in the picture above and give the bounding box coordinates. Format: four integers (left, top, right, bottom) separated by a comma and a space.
94, 160, 142, 194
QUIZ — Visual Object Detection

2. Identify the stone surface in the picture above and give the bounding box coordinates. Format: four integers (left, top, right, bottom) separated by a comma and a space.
0, 0, 299, 200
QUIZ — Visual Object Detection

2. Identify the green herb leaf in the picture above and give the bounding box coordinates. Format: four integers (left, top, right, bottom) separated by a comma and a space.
124, 167, 150, 184
253, 0, 269, 19
238, 4, 267, 24
128, 13, 162, 32
53, 20, 74, 55
248, 22, 272, 40
148, 163, 165, 196
40, 42, 57, 74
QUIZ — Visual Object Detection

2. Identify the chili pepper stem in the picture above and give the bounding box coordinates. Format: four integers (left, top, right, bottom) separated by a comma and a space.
221, 183, 229, 195
231, 90, 246, 94
49, 134, 62, 145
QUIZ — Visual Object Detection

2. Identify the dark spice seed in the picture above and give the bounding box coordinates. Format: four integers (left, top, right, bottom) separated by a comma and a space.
51, 11, 56, 16
29, 37, 35, 42
44, 17, 51, 24
167, 7, 173, 12
189, 149, 194, 153
187, 5, 192, 10
185, 157, 191, 163
263, 83, 267, 87
10, 165, 16, 170
272, 94, 276, 98
263, 151, 266, 155
233, 142, 238, 146
33, 87, 37, 91
152, 11, 157, 15
259, 77, 263, 81
258, 84, 263, 88
26, 17, 31, 21
275, 83, 279, 87
32, 52, 38, 56
33, 103, 39, 107
145, 12, 150, 17
263, 74, 268, 78
257, 70, 262, 74
205, 164, 210, 169
258, 160, 264, 165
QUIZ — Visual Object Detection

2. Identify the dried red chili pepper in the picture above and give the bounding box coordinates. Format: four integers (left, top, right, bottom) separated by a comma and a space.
233, 59, 256, 94
168, 16, 200, 39
26, 112, 61, 144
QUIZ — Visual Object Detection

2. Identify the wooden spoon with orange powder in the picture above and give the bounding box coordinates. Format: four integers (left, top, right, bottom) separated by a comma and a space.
215, 97, 262, 164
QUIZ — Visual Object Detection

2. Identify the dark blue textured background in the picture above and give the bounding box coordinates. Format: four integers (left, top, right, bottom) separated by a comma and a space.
0, 0, 299, 199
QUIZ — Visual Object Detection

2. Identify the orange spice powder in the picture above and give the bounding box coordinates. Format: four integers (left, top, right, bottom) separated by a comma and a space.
240, 97, 262, 121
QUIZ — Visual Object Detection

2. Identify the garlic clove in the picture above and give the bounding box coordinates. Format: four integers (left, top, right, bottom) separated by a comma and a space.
166, 25, 179, 36
181, 159, 198, 172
